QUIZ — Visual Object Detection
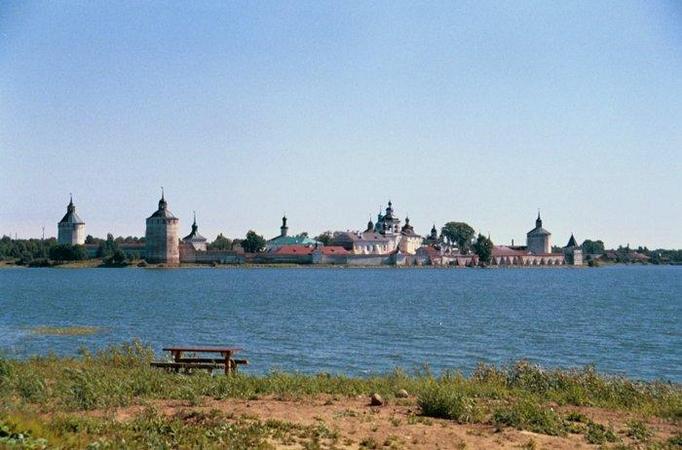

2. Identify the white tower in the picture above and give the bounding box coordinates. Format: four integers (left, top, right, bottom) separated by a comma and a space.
145, 189, 180, 264
57, 195, 85, 245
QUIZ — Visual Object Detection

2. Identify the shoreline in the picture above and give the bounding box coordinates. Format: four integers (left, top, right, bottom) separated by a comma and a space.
2, 259, 665, 270
0, 345, 680, 449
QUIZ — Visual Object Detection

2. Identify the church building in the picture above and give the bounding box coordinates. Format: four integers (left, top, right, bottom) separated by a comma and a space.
57, 195, 85, 245
333, 201, 423, 255
181, 212, 207, 252
265, 215, 320, 250
145, 190, 179, 265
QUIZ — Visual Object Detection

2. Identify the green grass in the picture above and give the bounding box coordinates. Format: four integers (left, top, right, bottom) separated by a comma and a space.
0, 341, 680, 449
626, 419, 653, 442
1, 409, 339, 450
492, 398, 567, 436
584, 421, 617, 444
30, 326, 103, 336
417, 383, 482, 423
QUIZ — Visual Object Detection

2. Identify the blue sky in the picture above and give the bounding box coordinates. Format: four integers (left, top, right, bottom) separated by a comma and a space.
1, 1, 681, 248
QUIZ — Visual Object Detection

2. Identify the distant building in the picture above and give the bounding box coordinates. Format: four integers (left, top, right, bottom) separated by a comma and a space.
145, 191, 179, 265
333, 201, 423, 255
423, 224, 439, 246
490, 245, 564, 266
181, 213, 207, 252
265, 216, 320, 250
563, 234, 583, 266
374, 201, 401, 233
332, 230, 395, 255
399, 216, 423, 254
58, 195, 85, 245
526, 212, 551, 255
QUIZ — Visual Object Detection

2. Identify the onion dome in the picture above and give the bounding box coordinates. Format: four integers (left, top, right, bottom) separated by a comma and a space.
527, 210, 550, 236
148, 188, 177, 219
183, 212, 206, 242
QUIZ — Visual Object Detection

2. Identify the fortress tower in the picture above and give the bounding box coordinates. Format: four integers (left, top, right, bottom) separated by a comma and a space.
145, 190, 179, 264
57, 195, 85, 245
526, 211, 551, 255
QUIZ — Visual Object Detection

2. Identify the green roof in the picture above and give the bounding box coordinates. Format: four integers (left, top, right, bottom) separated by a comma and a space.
267, 235, 320, 246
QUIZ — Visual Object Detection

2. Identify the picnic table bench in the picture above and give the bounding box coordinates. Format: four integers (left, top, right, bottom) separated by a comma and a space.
151, 346, 248, 375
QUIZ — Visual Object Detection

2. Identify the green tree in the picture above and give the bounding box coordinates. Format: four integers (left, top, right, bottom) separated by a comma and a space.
49, 244, 88, 261
315, 231, 333, 246
473, 234, 494, 265
108, 249, 128, 265
241, 230, 266, 253
96, 233, 119, 258
441, 222, 475, 252
0, 236, 56, 261
581, 239, 605, 255
208, 233, 232, 250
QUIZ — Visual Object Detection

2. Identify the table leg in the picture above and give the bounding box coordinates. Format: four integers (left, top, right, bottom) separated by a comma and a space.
173, 351, 182, 373
224, 351, 232, 375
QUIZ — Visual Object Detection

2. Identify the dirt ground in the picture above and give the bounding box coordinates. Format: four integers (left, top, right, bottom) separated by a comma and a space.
90, 394, 680, 449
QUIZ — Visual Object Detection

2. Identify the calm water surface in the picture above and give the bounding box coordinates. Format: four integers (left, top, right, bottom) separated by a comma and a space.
0, 266, 680, 381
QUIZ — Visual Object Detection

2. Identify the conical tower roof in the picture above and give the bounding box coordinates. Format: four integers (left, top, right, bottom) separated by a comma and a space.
59, 195, 84, 224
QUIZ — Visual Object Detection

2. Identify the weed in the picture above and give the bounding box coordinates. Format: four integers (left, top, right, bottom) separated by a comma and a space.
0, 341, 681, 448
359, 436, 379, 449
519, 438, 537, 449
565, 411, 588, 422
31, 326, 103, 336
407, 415, 433, 426
16, 372, 46, 403
418, 384, 481, 423
625, 420, 653, 442
667, 433, 682, 446
584, 421, 617, 444
492, 398, 566, 436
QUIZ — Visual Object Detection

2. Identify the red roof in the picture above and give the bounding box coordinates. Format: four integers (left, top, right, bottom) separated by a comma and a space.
492, 246, 528, 257
319, 246, 350, 255
417, 246, 440, 257
270, 245, 315, 256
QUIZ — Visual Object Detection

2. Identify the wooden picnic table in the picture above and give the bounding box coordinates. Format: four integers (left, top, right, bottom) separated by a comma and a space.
153, 346, 247, 375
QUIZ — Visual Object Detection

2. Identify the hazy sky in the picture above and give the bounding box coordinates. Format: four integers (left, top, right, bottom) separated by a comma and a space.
1, 1, 681, 248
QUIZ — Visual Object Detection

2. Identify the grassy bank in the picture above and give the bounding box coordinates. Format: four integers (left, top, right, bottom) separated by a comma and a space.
1, 341, 680, 449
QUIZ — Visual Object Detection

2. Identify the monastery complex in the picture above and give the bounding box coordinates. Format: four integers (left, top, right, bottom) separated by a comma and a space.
56, 193, 583, 267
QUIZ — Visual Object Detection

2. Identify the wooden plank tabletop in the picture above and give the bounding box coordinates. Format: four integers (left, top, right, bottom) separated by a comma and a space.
162, 346, 242, 353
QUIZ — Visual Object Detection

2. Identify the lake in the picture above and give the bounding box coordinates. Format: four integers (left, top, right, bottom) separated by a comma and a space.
0, 265, 680, 381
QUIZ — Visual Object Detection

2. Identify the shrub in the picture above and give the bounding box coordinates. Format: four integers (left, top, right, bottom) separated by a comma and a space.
49, 244, 88, 261
585, 421, 617, 444
16, 372, 46, 403
418, 384, 481, 423
359, 437, 379, 449
493, 398, 566, 436
668, 433, 682, 446
625, 420, 652, 442
0, 355, 11, 379
63, 368, 100, 410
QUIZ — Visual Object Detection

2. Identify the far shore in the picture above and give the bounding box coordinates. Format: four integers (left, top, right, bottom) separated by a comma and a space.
0, 259, 669, 270
0, 259, 618, 270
